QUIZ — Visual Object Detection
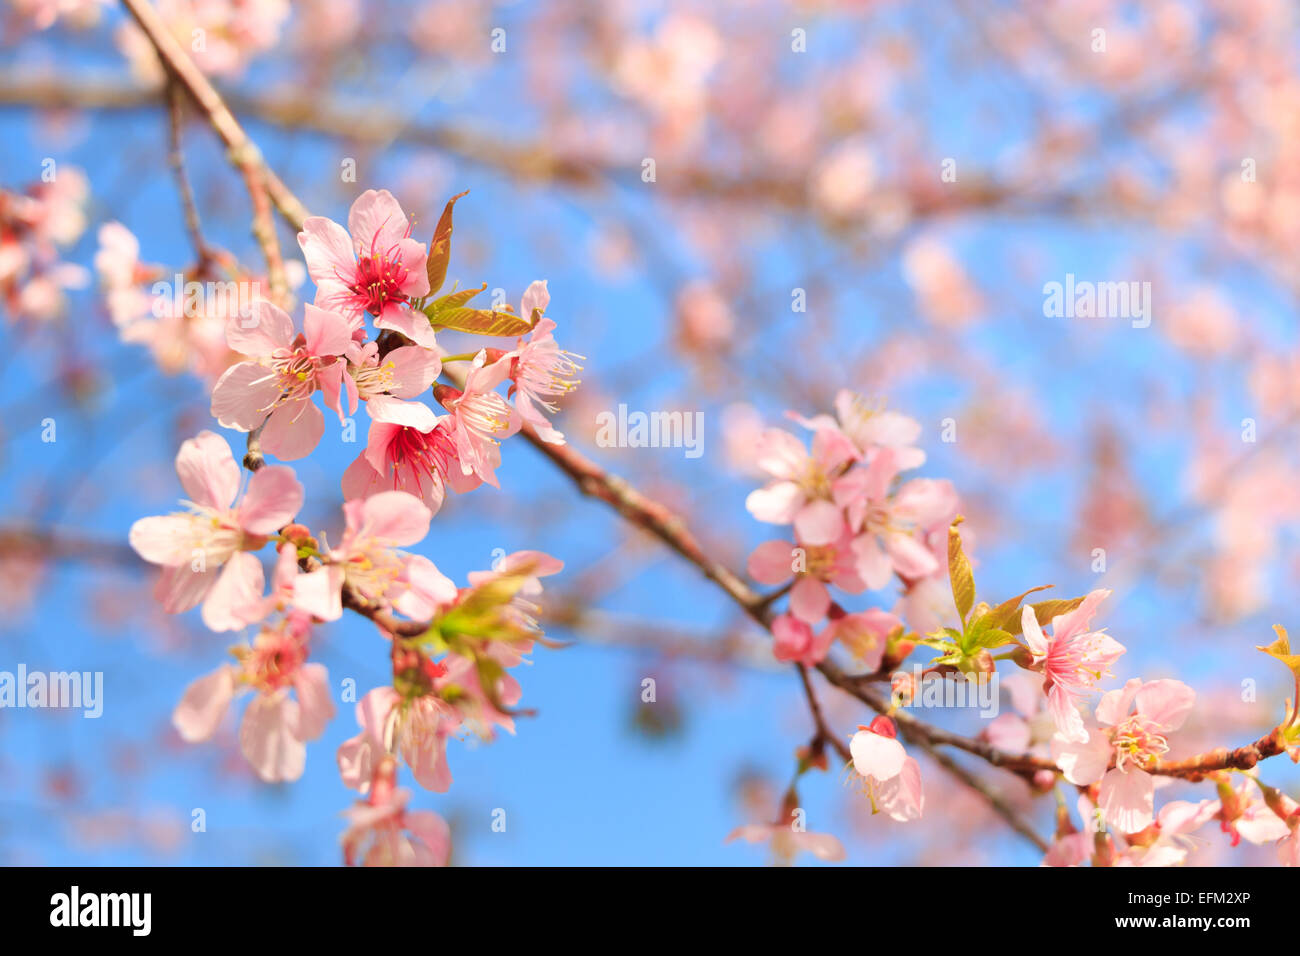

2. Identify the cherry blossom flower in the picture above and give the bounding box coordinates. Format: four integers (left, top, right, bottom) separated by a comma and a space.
849, 716, 924, 821
341, 774, 450, 867
501, 280, 582, 444
323, 338, 441, 425
172, 611, 334, 782
1021, 588, 1125, 743
319, 490, 434, 611
1052, 678, 1196, 833
297, 189, 432, 345
433, 350, 517, 487
745, 426, 858, 546
341, 392, 459, 510
211, 301, 352, 460
128, 430, 303, 631
337, 686, 461, 795
792, 390, 926, 470
747, 530, 865, 624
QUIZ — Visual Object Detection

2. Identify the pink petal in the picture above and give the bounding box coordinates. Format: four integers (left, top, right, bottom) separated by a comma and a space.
240, 693, 307, 783
302, 303, 353, 356
292, 663, 335, 741
850, 728, 906, 781
794, 499, 844, 547
746, 539, 795, 585
175, 430, 240, 510
210, 361, 284, 431
173, 666, 236, 742
790, 576, 831, 623
1100, 767, 1154, 833
347, 189, 410, 254
237, 464, 304, 534
260, 398, 325, 461
1134, 679, 1196, 731
201, 552, 265, 632
226, 299, 294, 356
298, 216, 357, 285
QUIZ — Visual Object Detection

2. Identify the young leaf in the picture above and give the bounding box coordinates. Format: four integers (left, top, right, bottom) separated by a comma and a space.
947, 517, 976, 624
1006, 596, 1086, 637
1258, 625, 1300, 677
982, 585, 1052, 632
426, 189, 469, 297
429, 307, 533, 338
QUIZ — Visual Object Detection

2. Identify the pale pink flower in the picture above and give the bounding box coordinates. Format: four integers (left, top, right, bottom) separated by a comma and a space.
322, 491, 434, 611
433, 350, 517, 488
725, 823, 846, 864
747, 530, 865, 624
1021, 589, 1125, 743
337, 686, 462, 795
210, 301, 351, 460
849, 717, 924, 821
837, 452, 957, 588
234, 542, 343, 626
1052, 678, 1196, 834
324, 339, 441, 424
792, 390, 926, 470
129, 430, 302, 631
745, 426, 859, 546
502, 281, 582, 445
297, 189, 432, 345
341, 778, 450, 867
172, 612, 333, 783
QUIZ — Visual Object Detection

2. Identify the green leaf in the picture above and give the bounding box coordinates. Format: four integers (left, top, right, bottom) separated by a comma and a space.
947, 517, 976, 624
426, 190, 469, 297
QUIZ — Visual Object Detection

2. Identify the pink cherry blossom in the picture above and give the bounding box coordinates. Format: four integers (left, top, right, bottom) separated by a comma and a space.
849, 716, 924, 821
342, 402, 457, 511
211, 301, 352, 460
433, 350, 517, 488
747, 529, 866, 624
745, 426, 858, 546
1052, 678, 1196, 833
1021, 588, 1125, 743
323, 338, 441, 424
341, 780, 450, 867
337, 686, 462, 794
297, 189, 432, 345
322, 490, 434, 611
501, 280, 582, 444
129, 430, 303, 631
172, 611, 334, 783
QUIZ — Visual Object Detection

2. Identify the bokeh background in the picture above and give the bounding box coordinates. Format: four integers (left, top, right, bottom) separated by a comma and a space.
2, 0, 1300, 865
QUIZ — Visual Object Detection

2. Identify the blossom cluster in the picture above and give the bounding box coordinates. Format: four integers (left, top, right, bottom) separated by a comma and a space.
735, 394, 1300, 867
0, 168, 90, 323
127, 189, 581, 865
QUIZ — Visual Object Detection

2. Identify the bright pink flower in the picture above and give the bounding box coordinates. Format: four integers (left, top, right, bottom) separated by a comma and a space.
745, 426, 859, 546
341, 782, 450, 867
211, 301, 351, 460
297, 189, 432, 345
129, 430, 302, 631
725, 823, 846, 864
342, 401, 458, 511
1022, 589, 1125, 743
433, 350, 517, 488
1052, 678, 1196, 833
770, 613, 834, 665
172, 612, 334, 783
501, 280, 582, 445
